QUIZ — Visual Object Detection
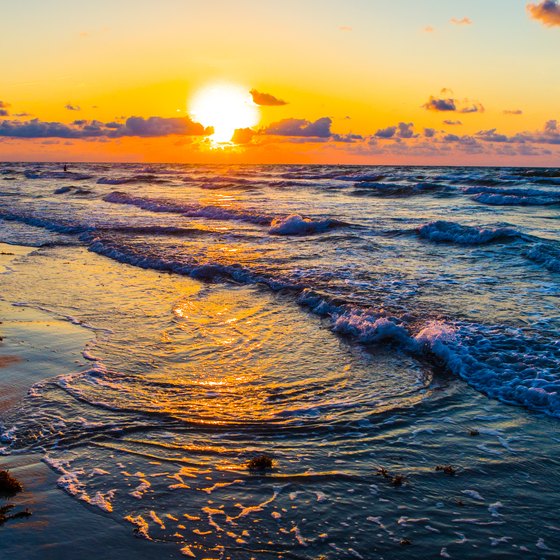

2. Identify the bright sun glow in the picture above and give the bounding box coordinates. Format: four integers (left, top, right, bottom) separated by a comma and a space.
189, 83, 260, 144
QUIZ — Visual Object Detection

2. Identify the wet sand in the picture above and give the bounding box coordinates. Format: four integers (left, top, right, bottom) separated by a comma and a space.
0, 246, 181, 559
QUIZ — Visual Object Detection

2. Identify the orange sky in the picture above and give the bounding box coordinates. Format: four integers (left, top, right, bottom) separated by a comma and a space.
1, 0, 560, 165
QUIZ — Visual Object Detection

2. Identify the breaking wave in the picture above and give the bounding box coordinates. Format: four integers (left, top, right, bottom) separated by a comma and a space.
417, 221, 522, 245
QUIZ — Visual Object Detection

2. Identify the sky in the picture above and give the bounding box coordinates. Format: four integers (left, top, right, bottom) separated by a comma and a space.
1, 0, 559, 165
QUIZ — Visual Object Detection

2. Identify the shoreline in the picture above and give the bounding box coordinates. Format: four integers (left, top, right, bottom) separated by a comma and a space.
0, 238, 559, 556
0, 245, 181, 559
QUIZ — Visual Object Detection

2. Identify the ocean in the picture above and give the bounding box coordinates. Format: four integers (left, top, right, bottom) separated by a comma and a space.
0, 162, 559, 558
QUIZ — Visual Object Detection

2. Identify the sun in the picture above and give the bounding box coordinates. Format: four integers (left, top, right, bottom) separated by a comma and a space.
189, 83, 260, 144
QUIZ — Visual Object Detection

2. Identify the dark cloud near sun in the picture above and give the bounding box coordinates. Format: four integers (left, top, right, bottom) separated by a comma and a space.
0, 116, 210, 139
444, 120, 462, 125
503, 109, 523, 115
527, 1, 560, 27
264, 117, 332, 137
250, 89, 288, 106
232, 127, 256, 144
65, 103, 81, 111
114, 116, 208, 137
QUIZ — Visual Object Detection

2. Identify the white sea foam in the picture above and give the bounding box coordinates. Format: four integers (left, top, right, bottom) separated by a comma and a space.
269, 214, 344, 235
418, 220, 521, 245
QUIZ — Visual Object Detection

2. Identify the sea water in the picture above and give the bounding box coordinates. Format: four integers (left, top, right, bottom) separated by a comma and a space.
0, 162, 559, 558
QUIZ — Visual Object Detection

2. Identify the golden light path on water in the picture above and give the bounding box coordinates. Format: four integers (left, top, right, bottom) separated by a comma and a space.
189, 83, 260, 144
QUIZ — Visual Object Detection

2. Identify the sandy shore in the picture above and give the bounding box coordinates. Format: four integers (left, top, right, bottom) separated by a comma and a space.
0, 245, 180, 559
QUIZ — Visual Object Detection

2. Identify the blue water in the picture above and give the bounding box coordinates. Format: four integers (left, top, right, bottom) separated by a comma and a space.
0, 162, 559, 558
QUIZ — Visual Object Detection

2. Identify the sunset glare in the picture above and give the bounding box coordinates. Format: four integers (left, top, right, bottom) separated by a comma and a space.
189, 84, 260, 144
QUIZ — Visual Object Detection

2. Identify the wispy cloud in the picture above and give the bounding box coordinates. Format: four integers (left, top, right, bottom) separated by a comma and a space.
65, 103, 81, 111
339, 25, 352, 32
250, 89, 288, 106
503, 109, 523, 115
450, 17, 472, 25
460, 102, 485, 114
444, 120, 462, 125
527, 1, 560, 27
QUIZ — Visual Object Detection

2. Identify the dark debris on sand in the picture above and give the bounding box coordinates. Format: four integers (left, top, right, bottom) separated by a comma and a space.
0, 470, 23, 497
0, 470, 31, 527
0, 504, 32, 526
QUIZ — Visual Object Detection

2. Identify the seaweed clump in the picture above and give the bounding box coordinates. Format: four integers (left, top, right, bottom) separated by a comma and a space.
376, 467, 408, 487
0, 470, 31, 527
435, 465, 457, 475
0, 504, 31, 526
247, 455, 274, 472
0, 471, 23, 497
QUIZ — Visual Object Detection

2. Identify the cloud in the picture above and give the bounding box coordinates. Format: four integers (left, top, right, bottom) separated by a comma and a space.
462, 121, 560, 145
114, 116, 208, 137
331, 133, 363, 143
503, 109, 523, 115
476, 129, 510, 143
374, 125, 396, 139
264, 117, 332, 137
423, 95, 484, 113
339, 26, 352, 32
459, 102, 484, 114
424, 128, 436, 137
450, 17, 472, 25
65, 103, 81, 111
0, 119, 94, 138
0, 116, 210, 139
423, 25, 435, 33
0, 101, 11, 117
374, 122, 416, 139
444, 120, 462, 125
423, 96, 457, 112
232, 127, 256, 144
250, 89, 288, 107
527, 1, 560, 27
397, 122, 416, 138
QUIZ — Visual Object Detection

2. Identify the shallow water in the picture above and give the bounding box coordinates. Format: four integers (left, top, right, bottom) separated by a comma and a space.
0, 163, 559, 558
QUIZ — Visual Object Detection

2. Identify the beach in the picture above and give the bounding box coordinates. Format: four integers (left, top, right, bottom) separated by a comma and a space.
0, 163, 559, 558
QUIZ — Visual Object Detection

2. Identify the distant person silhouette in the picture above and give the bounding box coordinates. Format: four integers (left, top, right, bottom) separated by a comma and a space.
63, 164, 68, 172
